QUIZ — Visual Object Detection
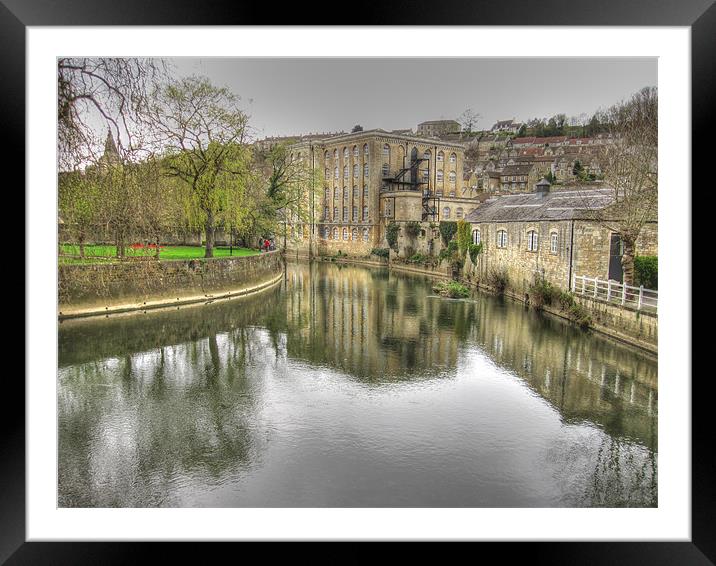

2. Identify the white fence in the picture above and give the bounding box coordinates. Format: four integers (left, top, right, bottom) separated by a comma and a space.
572, 275, 658, 313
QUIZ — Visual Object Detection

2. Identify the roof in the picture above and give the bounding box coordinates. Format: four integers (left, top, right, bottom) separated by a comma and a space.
418, 119, 459, 126
500, 164, 534, 176
465, 185, 617, 223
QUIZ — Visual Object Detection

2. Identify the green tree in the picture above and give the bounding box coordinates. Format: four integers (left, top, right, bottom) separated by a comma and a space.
152, 76, 251, 257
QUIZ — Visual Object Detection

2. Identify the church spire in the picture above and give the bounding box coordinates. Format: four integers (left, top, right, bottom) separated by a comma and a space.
104, 131, 119, 158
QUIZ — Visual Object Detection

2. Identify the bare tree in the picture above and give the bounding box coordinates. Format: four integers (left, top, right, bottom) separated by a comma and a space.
586, 86, 658, 285
459, 109, 482, 134
57, 57, 166, 169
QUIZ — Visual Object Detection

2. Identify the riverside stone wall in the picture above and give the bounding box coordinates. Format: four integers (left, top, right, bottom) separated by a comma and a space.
59, 251, 284, 312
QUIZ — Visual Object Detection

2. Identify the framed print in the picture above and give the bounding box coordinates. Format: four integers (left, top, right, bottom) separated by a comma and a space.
7, 0, 711, 562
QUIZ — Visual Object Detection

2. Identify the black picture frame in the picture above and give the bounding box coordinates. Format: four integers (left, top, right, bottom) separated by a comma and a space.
8, 1, 710, 562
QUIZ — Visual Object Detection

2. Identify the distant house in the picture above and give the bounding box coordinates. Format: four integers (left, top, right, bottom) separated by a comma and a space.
416, 120, 461, 137
491, 119, 522, 134
498, 163, 537, 193
465, 180, 657, 294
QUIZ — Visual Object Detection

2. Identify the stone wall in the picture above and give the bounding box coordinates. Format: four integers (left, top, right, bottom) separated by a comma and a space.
59, 251, 284, 312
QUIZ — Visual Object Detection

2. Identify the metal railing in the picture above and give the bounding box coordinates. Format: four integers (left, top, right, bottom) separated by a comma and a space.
572, 275, 658, 313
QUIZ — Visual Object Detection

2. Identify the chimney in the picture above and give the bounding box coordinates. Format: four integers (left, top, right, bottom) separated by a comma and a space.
535, 178, 551, 197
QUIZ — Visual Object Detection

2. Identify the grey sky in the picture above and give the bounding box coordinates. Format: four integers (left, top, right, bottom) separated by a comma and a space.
170, 58, 656, 138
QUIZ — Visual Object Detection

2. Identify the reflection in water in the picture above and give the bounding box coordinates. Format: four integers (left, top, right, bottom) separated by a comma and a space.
58, 262, 657, 507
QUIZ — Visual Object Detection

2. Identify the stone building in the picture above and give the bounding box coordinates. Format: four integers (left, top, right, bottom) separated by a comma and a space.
416, 119, 460, 137
284, 129, 481, 256
491, 119, 522, 134
465, 179, 658, 295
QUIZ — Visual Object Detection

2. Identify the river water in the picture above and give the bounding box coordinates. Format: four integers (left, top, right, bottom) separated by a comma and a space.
58, 261, 657, 507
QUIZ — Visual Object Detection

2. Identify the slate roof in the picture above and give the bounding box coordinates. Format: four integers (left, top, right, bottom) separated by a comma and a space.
500, 164, 534, 176
464, 184, 616, 223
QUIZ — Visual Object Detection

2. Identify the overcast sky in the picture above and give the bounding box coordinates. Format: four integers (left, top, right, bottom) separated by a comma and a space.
170, 58, 656, 139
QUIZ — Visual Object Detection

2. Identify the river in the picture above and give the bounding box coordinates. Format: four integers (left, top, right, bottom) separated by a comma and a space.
58, 261, 657, 507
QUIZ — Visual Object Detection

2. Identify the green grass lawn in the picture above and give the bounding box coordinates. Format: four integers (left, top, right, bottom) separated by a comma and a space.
59, 244, 260, 264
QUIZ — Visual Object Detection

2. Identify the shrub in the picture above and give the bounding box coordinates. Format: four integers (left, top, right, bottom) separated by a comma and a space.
487, 268, 509, 294
408, 252, 427, 263
371, 247, 389, 258
529, 278, 558, 310
433, 281, 470, 298
386, 222, 400, 251
468, 242, 483, 264
456, 220, 472, 256
634, 255, 658, 289
404, 221, 421, 239
439, 221, 458, 246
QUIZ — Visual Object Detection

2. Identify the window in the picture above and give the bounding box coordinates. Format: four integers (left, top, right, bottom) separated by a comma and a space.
324, 206, 329, 219
437, 169, 444, 183
382, 163, 390, 176
423, 149, 431, 160
456, 207, 464, 219
333, 227, 339, 239
343, 147, 349, 160
353, 145, 358, 157
383, 144, 390, 158
334, 167, 339, 179
333, 207, 338, 220
353, 186, 359, 199
324, 187, 329, 199
352, 228, 358, 241
363, 185, 369, 198
333, 149, 338, 161
450, 152, 457, 163
343, 165, 348, 179
364, 164, 369, 177
421, 169, 429, 181
343, 227, 348, 240
443, 207, 451, 219
325, 168, 329, 179
343, 187, 348, 199
449, 171, 456, 184
472, 229, 481, 245
363, 206, 369, 220
352, 206, 358, 221
343, 207, 348, 221
550, 232, 558, 254
363, 143, 369, 156
353, 164, 358, 178
334, 187, 339, 199
527, 230, 539, 252
497, 230, 508, 248
363, 228, 369, 242
437, 151, 444, 162
449, 190, 456, 197
324, 226, 330, 239
324, 151, 329, 164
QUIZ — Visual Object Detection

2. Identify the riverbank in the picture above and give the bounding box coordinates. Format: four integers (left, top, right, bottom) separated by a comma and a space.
309, 254, 657, 355
59, 251, 283, 319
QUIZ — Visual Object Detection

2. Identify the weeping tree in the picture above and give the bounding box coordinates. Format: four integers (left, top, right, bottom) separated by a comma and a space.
152, 76, 251, 258
587, 86, 658, 285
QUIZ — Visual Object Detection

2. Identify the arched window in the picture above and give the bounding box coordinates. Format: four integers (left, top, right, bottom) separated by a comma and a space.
333, 149, 338, 161
383, 144, 391, 159
437, 150, 444, 162
343, 165, 348, 179
363, 185, 368, 198
382, 163, 390, 176
324, 151, 329, 163
353, 186, 359, 199
334, 187, 339, 199
353, 145, 358, 157
351, 228, 358, 241
333, 227, 339, 239
363, 206, 369, 220
456, 207, 464, 219
343, 227, 348, 240
497, 230, 508, 248
352, 206, 358, 221
443, 207, 451, 219
423, 149, 432, 160
472, 229, 481, 245
343, 147, 349, 159
325, 168, 330, 180
363, 143, 369, 156
343, 187, 348, 199
363, 227, 369, 242
550, 232, 559, 254
363, 164, 369, 177
449, 189, 456, 197
324, 187, 329, 199
449, 171, 457, 184
343, 207, 348, 221
334, 167, 338, 179
450, 152, 457, 163
353, 164, 358, 178
333, 206, 338, 220
324, 226, 330, 239
437, 169, 444, 183
527, 230, 539, 252
324, 206, 329, 219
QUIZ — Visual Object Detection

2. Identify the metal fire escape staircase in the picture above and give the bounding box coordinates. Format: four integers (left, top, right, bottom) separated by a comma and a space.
382, 156, 439, 221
